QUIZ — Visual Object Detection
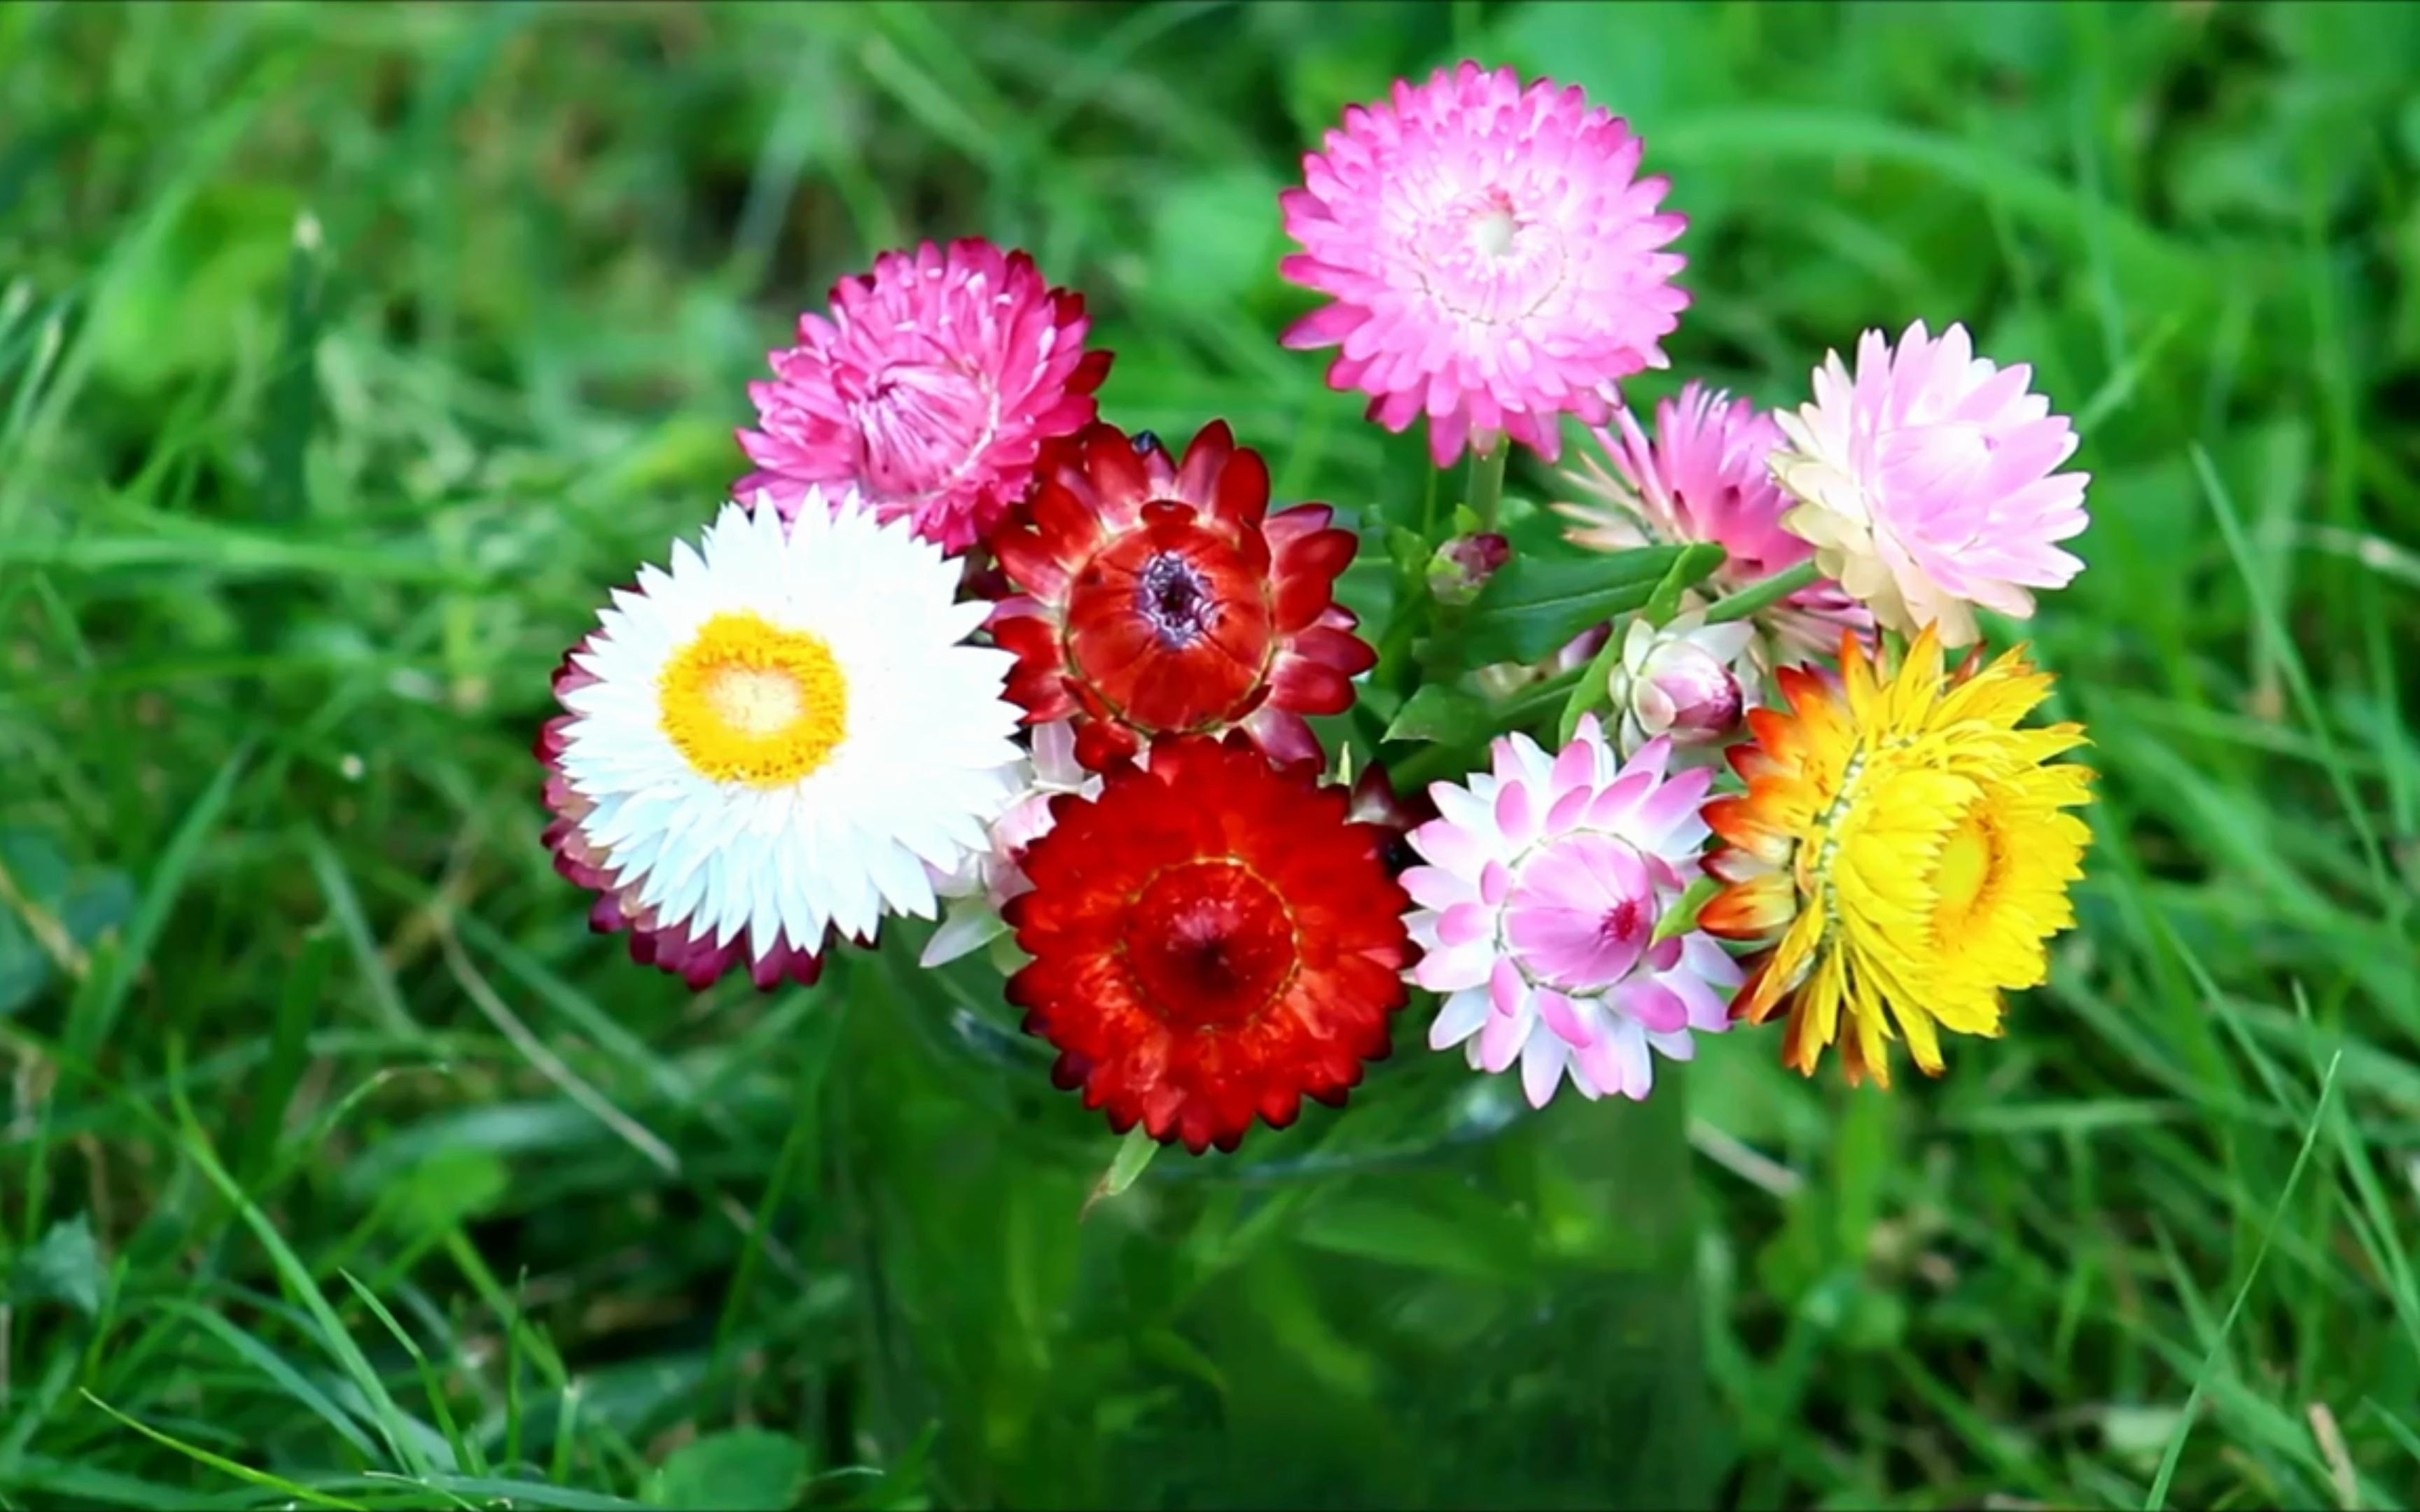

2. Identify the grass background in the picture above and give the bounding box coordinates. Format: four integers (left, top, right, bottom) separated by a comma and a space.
5, 0, 2420, 1507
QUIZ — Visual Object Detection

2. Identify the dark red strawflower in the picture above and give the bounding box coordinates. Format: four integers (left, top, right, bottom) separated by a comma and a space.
538, 631, 826, 991
1004, 734, 1414, 1154
987, 420, 1377, 772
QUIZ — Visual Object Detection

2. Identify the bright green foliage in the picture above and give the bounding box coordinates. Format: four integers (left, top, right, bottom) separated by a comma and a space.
2, 2, 2418, 1508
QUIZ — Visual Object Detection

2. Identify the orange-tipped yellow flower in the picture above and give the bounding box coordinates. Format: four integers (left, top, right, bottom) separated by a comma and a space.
1698, 626, 2092, 1086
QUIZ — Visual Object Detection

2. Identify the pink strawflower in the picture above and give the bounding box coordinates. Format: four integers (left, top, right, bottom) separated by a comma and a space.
1770, 320, 2089, 648
538, 631, 828, 991
1559, 381, 1868, 664
1279, 61, 1689, 468
737, 239, 1113, 555
1401, 719, 1739, 1107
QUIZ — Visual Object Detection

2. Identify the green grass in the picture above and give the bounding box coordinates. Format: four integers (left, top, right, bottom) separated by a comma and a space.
4, 0, 2419, 1506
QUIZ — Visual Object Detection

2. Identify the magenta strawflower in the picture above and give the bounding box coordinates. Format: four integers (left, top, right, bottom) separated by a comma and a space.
1770, 320, 2089, 648
737, 238, 1113, 555
1402, 719, 1739, 1107
1279, 61, 1689, 468
1559, 381, 1868, 663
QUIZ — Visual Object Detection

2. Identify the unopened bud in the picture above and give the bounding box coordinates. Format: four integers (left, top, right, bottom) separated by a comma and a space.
1426, 532, 1510, 608
1606, 614, 1757, 752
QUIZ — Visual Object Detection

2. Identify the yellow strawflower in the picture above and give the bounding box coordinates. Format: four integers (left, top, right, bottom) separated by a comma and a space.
1699, 626, 2092, 1086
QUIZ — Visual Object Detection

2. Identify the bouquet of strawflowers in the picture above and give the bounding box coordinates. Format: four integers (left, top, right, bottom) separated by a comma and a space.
537, 62, 2094, 1166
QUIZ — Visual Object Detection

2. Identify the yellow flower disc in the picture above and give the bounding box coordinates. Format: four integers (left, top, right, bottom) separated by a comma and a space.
658, 612, 847, 787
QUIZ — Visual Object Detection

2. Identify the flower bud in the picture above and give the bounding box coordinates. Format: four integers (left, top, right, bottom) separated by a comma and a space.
1552, 622, 1613, 676
1346, 760, 1439, 876
1606, 613, 1757, 752
1426, 532, 1510, 608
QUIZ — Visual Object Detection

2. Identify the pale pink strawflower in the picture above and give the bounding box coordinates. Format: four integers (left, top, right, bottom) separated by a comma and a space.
1402, 719, 1739, 1107
1279, 61, 1689, 468
1559, 380, 1868, 664
737, 239, 1113, 555
1770, 320, 2089, 648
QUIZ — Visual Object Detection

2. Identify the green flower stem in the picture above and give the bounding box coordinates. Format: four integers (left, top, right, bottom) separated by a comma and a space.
1464, 440, 1508, 534
1702, 559, 1822, 625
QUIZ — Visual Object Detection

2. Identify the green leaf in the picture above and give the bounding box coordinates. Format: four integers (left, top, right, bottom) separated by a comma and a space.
1557, 628, 1628, 746
1458, 547, 1683, 666
646, 1429, 812, 1512
1641, 542, 1728, 627
9, 1213, 104, 1315
1082, 1128, 1163, 1218
1384, 684, 1492, 746
1651, 875, 1723, 944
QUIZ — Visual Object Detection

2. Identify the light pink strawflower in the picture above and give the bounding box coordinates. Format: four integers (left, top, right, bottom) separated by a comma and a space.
1770, 320, 2089, 648
1559, 381, 1868, 664
737, 239, 1113, 555
1279, 61, 1689, 468
1402, 719, 1739, 1107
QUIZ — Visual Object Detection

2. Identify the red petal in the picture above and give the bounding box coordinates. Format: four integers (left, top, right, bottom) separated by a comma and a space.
1176, 420, 1236, 504
1008, 741, 1409, 1152
1269, 654, 1355, 715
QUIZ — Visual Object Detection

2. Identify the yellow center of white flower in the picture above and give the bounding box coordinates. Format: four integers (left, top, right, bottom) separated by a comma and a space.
658, 611, 847, 786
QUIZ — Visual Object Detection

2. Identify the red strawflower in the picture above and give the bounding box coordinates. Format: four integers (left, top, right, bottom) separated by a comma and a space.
538, 631, 826, 990
1005, 734, 1414, 1154
987, 420, 1376, 772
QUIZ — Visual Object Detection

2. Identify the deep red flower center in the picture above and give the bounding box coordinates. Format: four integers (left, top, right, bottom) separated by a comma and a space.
1122, 860, 1298, 1030
1600, 897, 1644, 944
1063, 518, 1274, 732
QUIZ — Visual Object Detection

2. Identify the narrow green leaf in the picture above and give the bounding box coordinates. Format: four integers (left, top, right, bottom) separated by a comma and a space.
1459, 547, 1683, 665
78, 1392, 369, 1511
1557, 626, 1628, 746
1083, 1128, 1163, 1219
1641, 542, 1728, 627
1652, 875, 1723, 944
1384, 684, 1492, 746
68, 743, 250, 1061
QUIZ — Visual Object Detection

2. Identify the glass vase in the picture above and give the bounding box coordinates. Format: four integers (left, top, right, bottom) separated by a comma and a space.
824, 930, 1713, 1511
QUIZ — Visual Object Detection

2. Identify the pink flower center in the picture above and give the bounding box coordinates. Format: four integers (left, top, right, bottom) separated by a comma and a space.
1501, 832, 1663, 990
1410, 186, 1571, 328
848, 358, 1000, 503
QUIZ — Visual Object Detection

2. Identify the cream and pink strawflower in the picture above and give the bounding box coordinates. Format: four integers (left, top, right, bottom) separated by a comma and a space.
737, 239, 1112, 556
1769, 320, 2089, 648
1559, 380, 1868, 664
1402, 718, 1739, 1107
1279, 61, 1689, 468
541, 491, 1024, 988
